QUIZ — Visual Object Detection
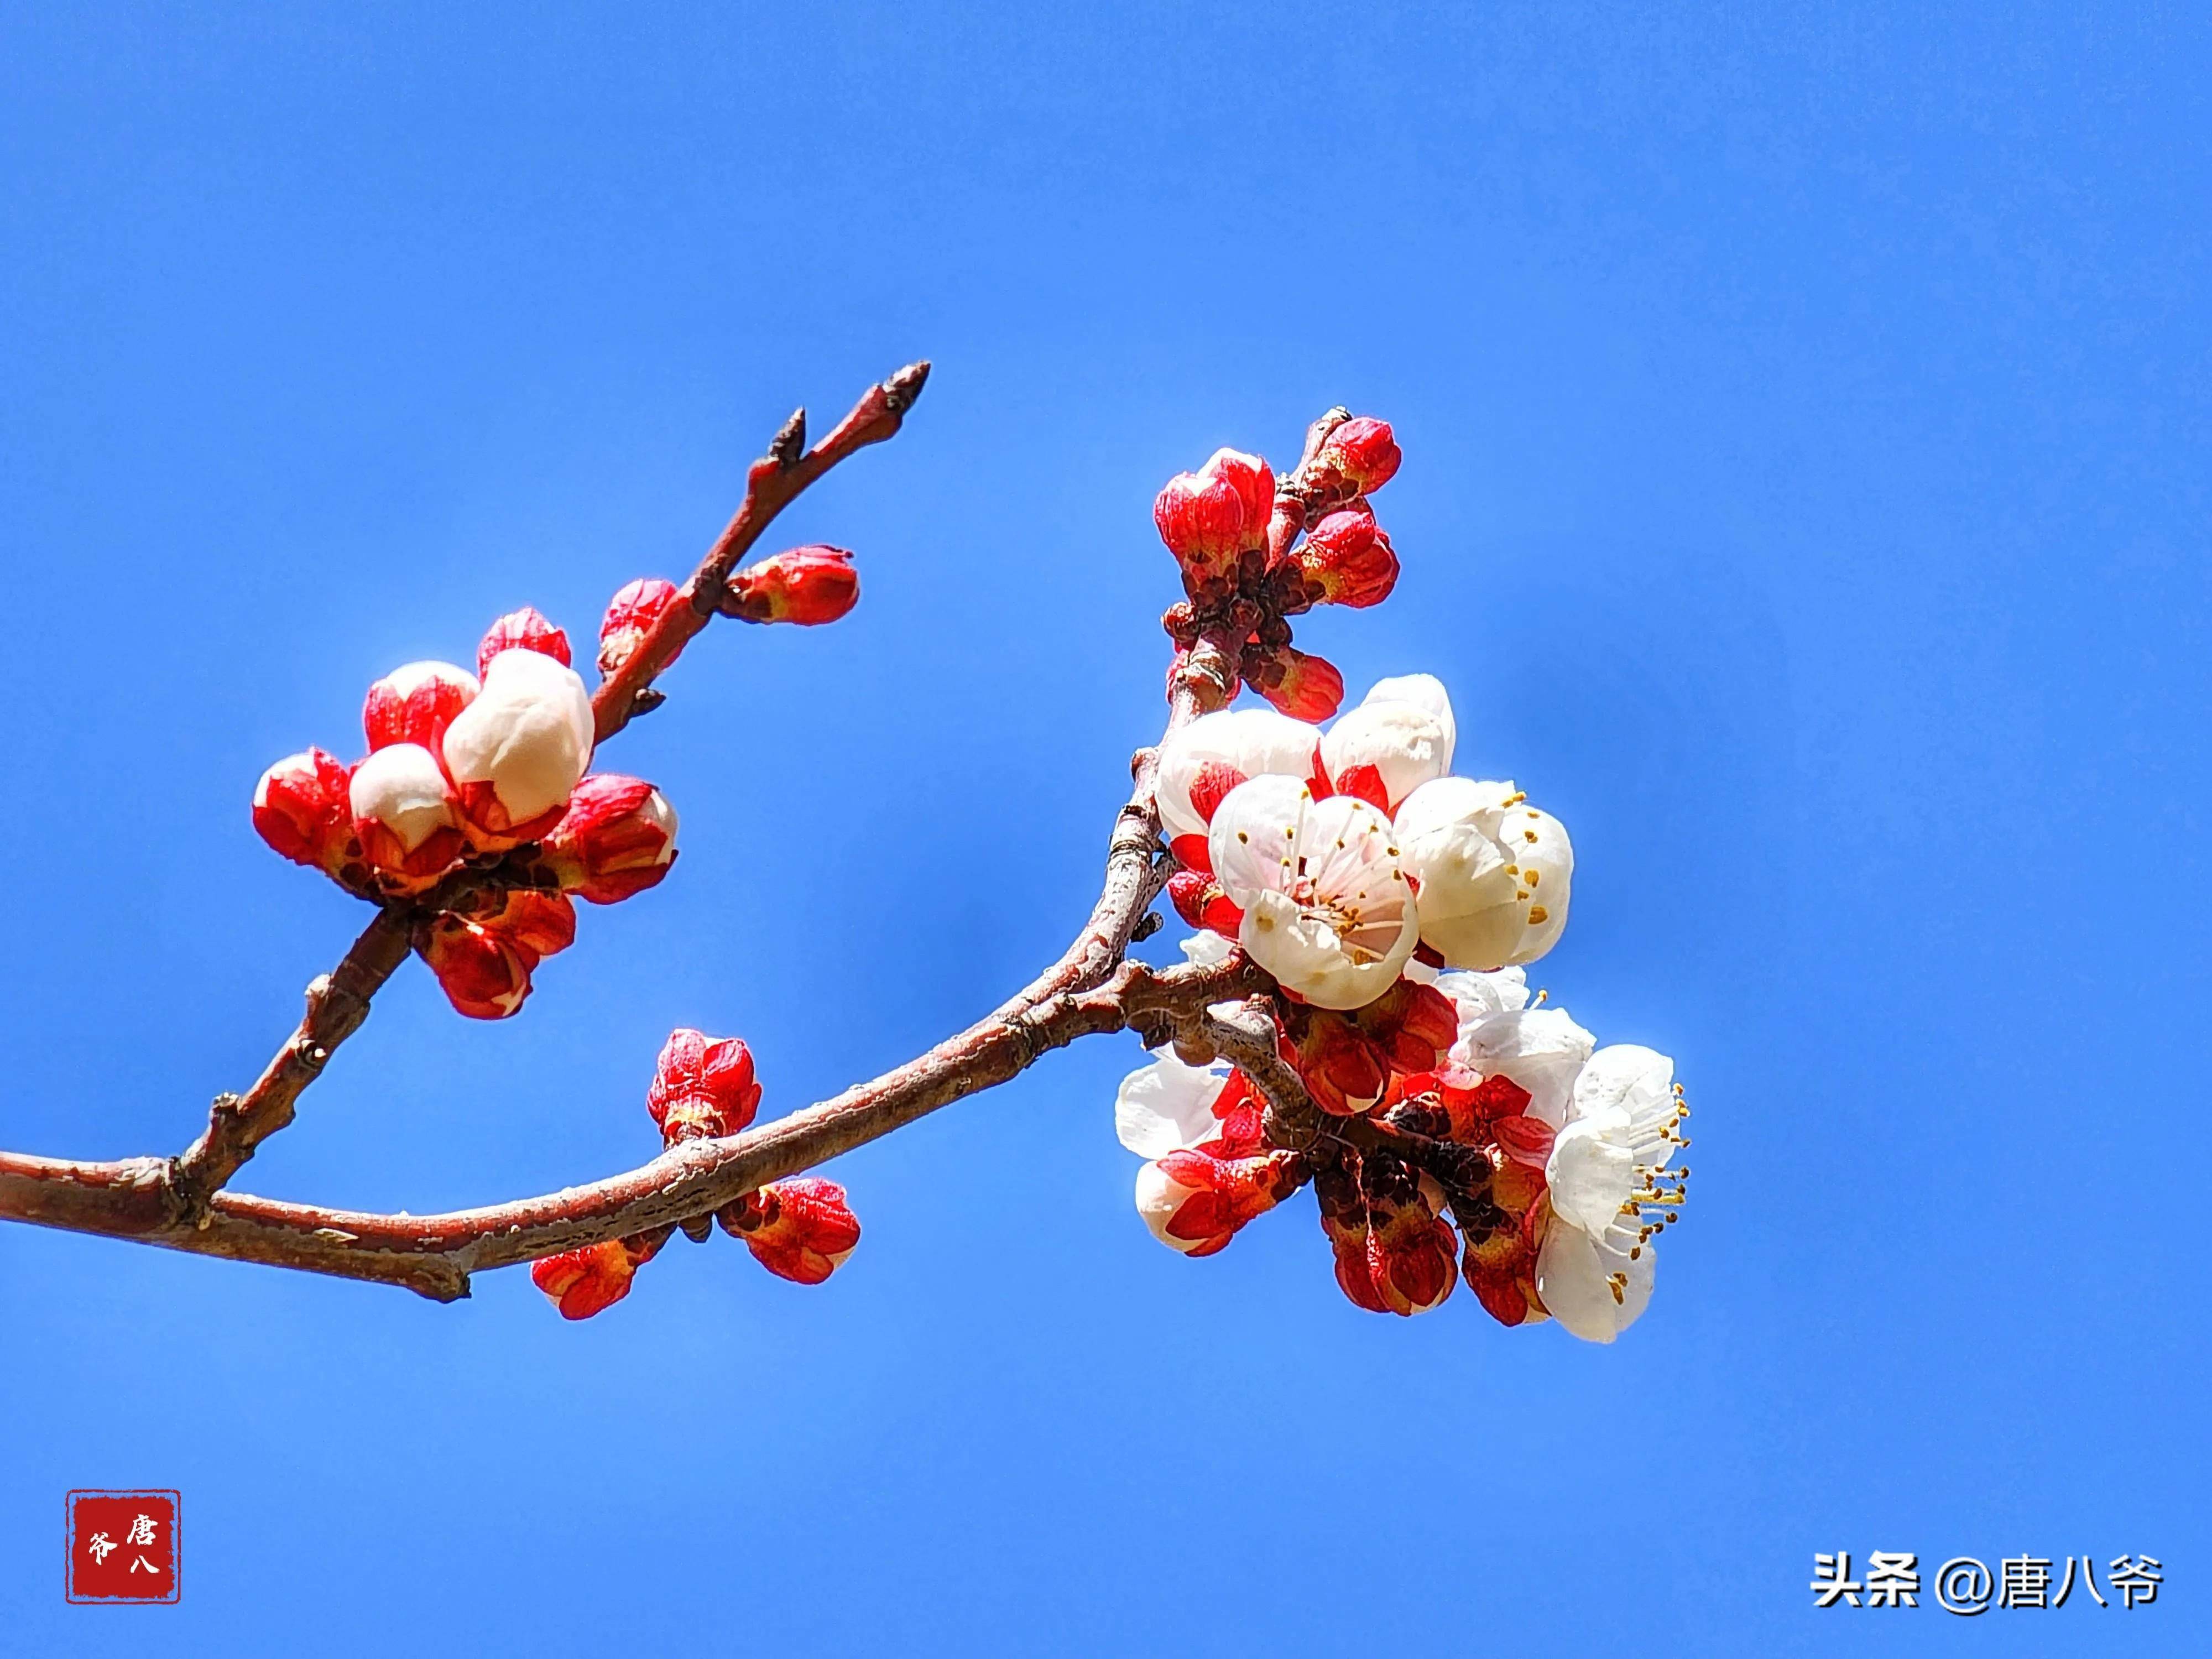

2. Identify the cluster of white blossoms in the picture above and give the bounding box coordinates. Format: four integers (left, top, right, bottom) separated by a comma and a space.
1124, 674, 1688, 1341
1160, 675, 1572, 1009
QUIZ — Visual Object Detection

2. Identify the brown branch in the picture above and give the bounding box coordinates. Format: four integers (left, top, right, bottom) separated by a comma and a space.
161, 363, 931, 1217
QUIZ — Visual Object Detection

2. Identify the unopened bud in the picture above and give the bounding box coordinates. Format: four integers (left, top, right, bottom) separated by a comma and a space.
1316, 416, 1401, 494
442, 648, 596, 849
536, 774, 679, 904
597, 577, 683, 676
1153, 448, 1274, 587
478, 888, 577, 964
348, 743, 465, 892
1135, 1147, 1303, 1256
1297, 509, 1399, 609
530, 1232, 666, 1320
253, 748, 358, 879
726, 1178, 859, 1284
415, 914, 535, 1019
1248, 644, 1344, 722
1280, 1006, 1389, 1117
724, 545, 859, 626
1362, 1149, 1457, 1314
647, 1028, 761, 1144
477, 606, 573, 676
362, 660, 481, 754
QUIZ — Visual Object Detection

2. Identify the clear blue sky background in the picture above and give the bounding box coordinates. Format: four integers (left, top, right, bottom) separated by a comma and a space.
1, 5, 2204, 1653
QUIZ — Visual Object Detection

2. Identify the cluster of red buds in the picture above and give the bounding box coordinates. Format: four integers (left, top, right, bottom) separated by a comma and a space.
249, 546, 856, 1021
529, 1027, 860, 1318
1154, 413, 1402, 721
1125, 414, 1688, 1343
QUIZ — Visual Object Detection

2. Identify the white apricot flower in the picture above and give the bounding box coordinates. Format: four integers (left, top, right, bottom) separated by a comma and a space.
1154, 707, 1323, 847
1392, 776, 1573, 969
1536, 1044, 1690, 1344
1207, 774, 1418, 1010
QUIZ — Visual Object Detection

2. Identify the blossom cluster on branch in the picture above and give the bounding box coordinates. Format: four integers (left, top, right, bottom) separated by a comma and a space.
0, 363, 1686, 1339
1118, 416, 1691, 1342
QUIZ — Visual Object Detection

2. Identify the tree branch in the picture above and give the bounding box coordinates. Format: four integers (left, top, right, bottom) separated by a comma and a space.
162, 363, 931, 1217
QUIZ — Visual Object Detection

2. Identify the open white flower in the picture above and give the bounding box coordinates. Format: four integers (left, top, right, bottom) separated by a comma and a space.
1207, 774, 1418, 1010
1392, 776, 1572, 969
1537, 1044, 1689, 1344
1452, 1003, 1595, 1128
1114, 1052, 1235, 1158
1154, 707, 1323, 846
441, 646, 596, 830
1318, 682, 1452, 813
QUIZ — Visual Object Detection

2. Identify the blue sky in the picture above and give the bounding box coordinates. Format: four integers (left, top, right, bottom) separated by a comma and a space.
1, 4, 2205, 1652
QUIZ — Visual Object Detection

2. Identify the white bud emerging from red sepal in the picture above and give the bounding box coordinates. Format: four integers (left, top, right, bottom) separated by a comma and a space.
477, 606, 572, 676
598, 577, 682, 676
415, 914, 535, 1019
253, 748, 360, 881
348, 743, 465, 892
537, 774, 678, 903
1320, 688, 1452, 814
724, 1178, 859, 1284
1154, 706, 1326, 862
1134, 1147, 1303, 1256
362, 660, 479, 754
646, 1028, 761, 1144
441, 647, 596, 849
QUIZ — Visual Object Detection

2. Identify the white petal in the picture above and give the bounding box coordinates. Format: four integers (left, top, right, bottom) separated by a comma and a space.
1207, 774, 1311, 909
1431, 967, 1530, 1030
1545, 1113, 1640, 1238
1536, 1225, 1655, 1343
1155, 708, 1322, 842
1360, 673, 1457, 773
1177, 931, 1235, 968
1455, 1006, 1595, 1128
1115, 1053, 1232, 1157
347, 743, 454, 852
1319, 701, 1449, 810
441, 649, 595, 821
1570, 1044, 1676, 1126
1418, 903, 1528, 973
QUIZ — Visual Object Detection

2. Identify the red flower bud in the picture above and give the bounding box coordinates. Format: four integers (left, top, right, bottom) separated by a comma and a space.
1248, 644, 1345, 721
1167, 869, 1245, 937
1352, 979, 1459, 1075
1136, 1147, 1303, 1256
1153, 448, 1275, 583
1361, 1151, 1457, 1315
597, 577, 683, 676
1381, 1065, 1532, 1145
725, 546, 859, 626
1298, 509, 1400, 609
362, 660, 480, 754
478, 888, 577, 965
725, 1178, 859, 1284
1280, 1006, 1390, 1117
1317, 416, 1401, 494
1314, 1159, 1390, 1312
252, 748, 358, 878
477, 606, 573, 676
416, 914, 535, 1019
1463, 1198, 1547, 1327
647, 1028, 762, 1144
535, 774, 679, 904
530, 1233, 666, 1320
